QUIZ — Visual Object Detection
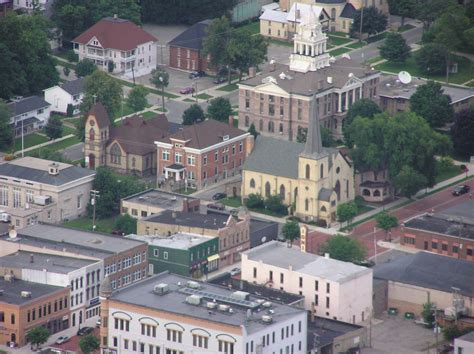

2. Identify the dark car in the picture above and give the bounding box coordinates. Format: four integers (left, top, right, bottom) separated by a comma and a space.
212, 192, 227, 200
77, 327, 94, 336
207, 203, 225, 211
452, 185, 470, 196
189, 71, 205, 79
213, 77, 226, 84
179, 87, 195, 94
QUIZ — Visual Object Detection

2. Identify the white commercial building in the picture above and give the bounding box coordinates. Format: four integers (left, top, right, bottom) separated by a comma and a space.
99, 272, 308, 354
241, 241, 373, 324
44, 77, 85, 115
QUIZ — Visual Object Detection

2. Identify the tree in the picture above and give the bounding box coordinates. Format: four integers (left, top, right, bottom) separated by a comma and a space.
207, 97, 232, 122
248, 123, 259, 139
202, 17, 232, 72
75, 59, 97, 77
443, 325, 462, 341
282, 220, 300, 246
296, 126, 334, 147
451, 108, 474, 158
127, 85, 148, 112
320, 235, 367, 263
66, 50, 79, 63
63, 66, 70, 77
79, 335, 100, 354
182, 104, 205, 125
26, 326, 50, 350
245, 193, 264, 209
114, 214, 137, 235
264, 195, 288, 215
375, 212, 398, 241
350, 6, 388, 38
66, 104, 74, 117
415, 0, 457, 30
150, 68, 169, 109
336, 202, 358, 226
394, 165, 427, 198
0, 43, 27, 100
379, 32, 411, 64
415, 43, 447, 75
387, 0, 416, 27
44, 115, 63, 140
343, 98, 381, 147
0, 101, 13, 151
410, 81, 454, 128
421, 302, 435, 328
81, 70, 123, 121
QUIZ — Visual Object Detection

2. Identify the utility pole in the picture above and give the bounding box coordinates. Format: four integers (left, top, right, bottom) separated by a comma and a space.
90, 190, 100, 231
359, 0, 365, 43
159, 76, 165, 111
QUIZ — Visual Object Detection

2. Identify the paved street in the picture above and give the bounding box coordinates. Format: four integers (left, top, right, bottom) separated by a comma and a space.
61, 143, 84, 162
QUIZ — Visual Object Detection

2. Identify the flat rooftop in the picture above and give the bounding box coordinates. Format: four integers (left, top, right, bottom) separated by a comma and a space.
0, 224, 145, 258
126, 233, 215, 250
144, 210, 232, 230
109, 272, 305, 332
307, 315, 363, 349
122, 189, 196, 210
244, 241, 372, 283
0, 251, 98, 274
0, 277, 65, 305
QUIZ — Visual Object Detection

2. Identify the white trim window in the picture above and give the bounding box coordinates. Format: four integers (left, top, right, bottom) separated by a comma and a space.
187, 154, 195, 166
0, 185, 8, 206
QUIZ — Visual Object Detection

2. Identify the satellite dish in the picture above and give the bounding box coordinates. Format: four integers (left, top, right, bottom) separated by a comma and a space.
398, 71, 412, 84
9, 229, 17, 239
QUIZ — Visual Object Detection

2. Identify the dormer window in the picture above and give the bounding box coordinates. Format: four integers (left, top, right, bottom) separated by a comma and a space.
222, 135, 229, 141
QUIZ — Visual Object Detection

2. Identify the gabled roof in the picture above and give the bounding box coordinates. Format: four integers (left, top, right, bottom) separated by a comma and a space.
288, 3, 326, 23
7, 96, 50, 116
87, 102, 110, 128
168, 20, 211, 51
73, 17, 157, 51
61, 77, 85, 96
259, 9, 288, 23
340, 3, 357, 19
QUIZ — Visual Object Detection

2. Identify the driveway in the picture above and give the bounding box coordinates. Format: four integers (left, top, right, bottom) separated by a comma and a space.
61, 142, 84, 162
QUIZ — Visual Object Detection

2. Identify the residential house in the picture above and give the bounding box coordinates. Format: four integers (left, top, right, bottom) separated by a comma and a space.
155, 119, 254, 190
137, 209, 251, 267
72, 16, 157, 77
0, 157, 95, 229
241, 9, 380, 140
241, 241, 373, 324
7, 96, 51, 138
0, 276, 70, 347
99, 272, 308, 354
0, 251, 102, 329
44, 77, 85, 116
0, 0, 12, 17
454, 332, 474, 354
126, 233, 219, 278
168, 20, 211, 73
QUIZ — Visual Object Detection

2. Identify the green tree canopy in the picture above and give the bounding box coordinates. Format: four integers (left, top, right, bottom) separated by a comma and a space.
127, 85, 148, 112
394, 165, 428, 198
350, 6, 388, 38
227, 30, 268, 80
202, 17, 232, 70
150, 68, 169, 89
336, 202, 358, 225
415, 43, 447, 75
248, 123, 259, 139
387, 0, 416, 27
264, 195, 288, 215
282, 220, 300, 246
421, 302, 435, 328
343, 98, 381, 147
451, 108, 474, 159
245, 193, 264, 209
182, 104, 205, 125
75, 59, 97, 77
0, 101, 13, 151
79, 334, 100, 354
26, 326, 50, 350
379, 32, 411, 64
45, 115, 64, 140
415, 0, 457, 30
410, 81, 454, 128
114, 214, 137, 235
320, 235, 367, 263
375, 212, 398, 241
296, 126, 334, 147
207, 97, 232, 122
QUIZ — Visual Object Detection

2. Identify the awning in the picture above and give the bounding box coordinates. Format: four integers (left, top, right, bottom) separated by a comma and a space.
207, 254, 220, 262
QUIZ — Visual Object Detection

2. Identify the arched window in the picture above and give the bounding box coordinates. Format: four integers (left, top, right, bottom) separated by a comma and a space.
250, 178, 255, 188
305, 164, 310, 179
89, 128, 95, 141
331, 8, 336, 20
320, 206, 327, 212
279, 184, 286, 200
305, 198, 309, 211
245, 116, 250, 127
374, 190, 381, 197
265, 182, 271, 197
363, 189, 371, 196
110, 143, 121, 164
320, 164, 324, 179
259, 119, 263, 131
335, 180, 341, 201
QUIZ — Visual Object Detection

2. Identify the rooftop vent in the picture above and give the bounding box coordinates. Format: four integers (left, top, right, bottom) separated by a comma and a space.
4, 274, 14, 282
153, 283, 169, 295
262, 315, 273, 323
218, 304, 230, 312
48, 163, 59, 176
186, 294, 201, 305
231, 291, 250, 301
21, 291, 32, 298
187, 281, 200, 289
207, 301, 218, 309
262, 301, 273, 308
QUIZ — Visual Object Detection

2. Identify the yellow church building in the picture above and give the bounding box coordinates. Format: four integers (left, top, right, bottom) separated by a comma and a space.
242, 100, 354, 226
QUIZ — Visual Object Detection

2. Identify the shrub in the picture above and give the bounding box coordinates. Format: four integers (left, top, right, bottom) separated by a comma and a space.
245, 193, 264, 209
66, 50, 79, 63
264, 195, 288, 215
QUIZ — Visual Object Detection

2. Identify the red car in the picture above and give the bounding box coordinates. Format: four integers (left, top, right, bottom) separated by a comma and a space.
179, 87, 195, 94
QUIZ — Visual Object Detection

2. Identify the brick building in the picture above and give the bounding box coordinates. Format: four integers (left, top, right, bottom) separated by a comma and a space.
155, 119, 253, 190
168, 20, 211, 73
0, 276, 70, 347
401, 200, 474, 262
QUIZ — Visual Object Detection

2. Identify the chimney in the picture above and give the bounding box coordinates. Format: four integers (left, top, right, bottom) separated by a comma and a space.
288, 265, 293, 271
327, 76, 333, 84
30, 254, 34, 263
249, 67, 256, 78
228, 116, 234, 127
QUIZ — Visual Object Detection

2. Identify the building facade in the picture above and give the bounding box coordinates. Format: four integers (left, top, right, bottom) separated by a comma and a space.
44, 77, 85, 116
8, 96, 51, 138
241, 241, 373, 324
72, 16, 157, 77
240, 9, 380, 141
99, 272, 308, 354
0, 157, 95, 229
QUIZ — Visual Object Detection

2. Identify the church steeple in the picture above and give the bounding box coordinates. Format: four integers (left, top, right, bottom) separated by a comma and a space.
303, 96, 323, 156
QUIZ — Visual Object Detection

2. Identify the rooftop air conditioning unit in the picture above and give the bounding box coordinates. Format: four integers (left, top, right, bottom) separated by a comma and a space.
231, 291, 250, 301
186, 295, 201, 305
153, 283, 169, 295
21, 291, 32, 298
218, 304, 230, 312
207, 302, 218, 309
262, 301, 273, 308
34, 195, 51, 206
4, 274, 14, 282
187, 281, 200, 289
262, 315, 273, 323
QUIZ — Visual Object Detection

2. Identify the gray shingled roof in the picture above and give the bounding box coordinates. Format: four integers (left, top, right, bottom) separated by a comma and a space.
61, 77, 85, 96
243, 136, 304, 178
7, 96, 50, 116
318, 187, 333, 201
374, 252, 474, 297
340, 3, 357, 19
168, 20, 211, 50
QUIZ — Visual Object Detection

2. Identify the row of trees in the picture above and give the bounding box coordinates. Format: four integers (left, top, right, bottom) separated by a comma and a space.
27, 327, 99, 353
181, 97, 233, 126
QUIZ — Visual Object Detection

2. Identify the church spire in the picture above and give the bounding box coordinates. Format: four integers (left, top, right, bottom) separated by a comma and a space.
303, 96, 323, 155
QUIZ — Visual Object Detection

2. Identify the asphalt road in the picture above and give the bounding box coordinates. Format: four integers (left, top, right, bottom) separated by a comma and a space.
61, 143, 84, 162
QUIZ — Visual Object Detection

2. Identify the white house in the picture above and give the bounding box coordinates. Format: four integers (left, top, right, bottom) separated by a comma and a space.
44, 77, 85, 115
7, 96, 51, 137
455, 331, 474, 354
241, 241, 373, 324
12, 0, 47, 11
99, 272, 308, 354
72, 16, 157, 77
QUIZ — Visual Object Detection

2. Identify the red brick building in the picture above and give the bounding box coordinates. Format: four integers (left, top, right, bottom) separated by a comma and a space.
155, 119, 253, 190
168, 20, 211, 73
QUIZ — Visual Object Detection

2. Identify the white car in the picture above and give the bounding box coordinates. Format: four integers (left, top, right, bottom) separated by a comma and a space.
230, 267, 241, 276
55, 336, 70, 345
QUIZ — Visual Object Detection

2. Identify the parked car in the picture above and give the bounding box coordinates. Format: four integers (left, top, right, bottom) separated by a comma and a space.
55, 336, 70, 345
189, 71, 205, 79
207, 203, 225, 211
213, 76, 226, 84
212, 192, 227, 200
179, 87, 195, 94
77, 327, 94, 336
230, 267, 241, 276
452, 185, 470, 196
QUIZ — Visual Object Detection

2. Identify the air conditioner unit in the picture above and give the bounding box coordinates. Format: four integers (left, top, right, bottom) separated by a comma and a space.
218, 304, 230, 312
34, 195, 52, 206
153, 283, 169, 295
187, 281, 200, 289
262, 315, 273, 323
21, 291, 32, 298
186, 295, 201, 305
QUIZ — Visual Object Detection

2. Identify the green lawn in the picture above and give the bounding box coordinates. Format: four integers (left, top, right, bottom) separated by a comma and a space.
466, 81, 474, 87
268, 38, 293, 47
327, 35, 352, 46
329, 31, 349, 37
376, 55, 474, 85
217, 83, 239, 92
55, 59, 76, 70
175, 187, 197, 195
237, 21, 260, 35
183, 98, 196, 103
142, 111, 160, 120
195, 93, 213, 100
114, 78, 179, 99
328, 47, 352, 56
26, 136, 81, 156
221, 196, 242, 208
62, 126, 76, 137
63, 216, 117, 234
435, 165, 464, 184
346, 41, 367, 49
249, 206, 288, 218
13, 133, 48, 151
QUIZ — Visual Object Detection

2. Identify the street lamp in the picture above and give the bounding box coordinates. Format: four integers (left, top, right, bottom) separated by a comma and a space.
159, 76, 165, 111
